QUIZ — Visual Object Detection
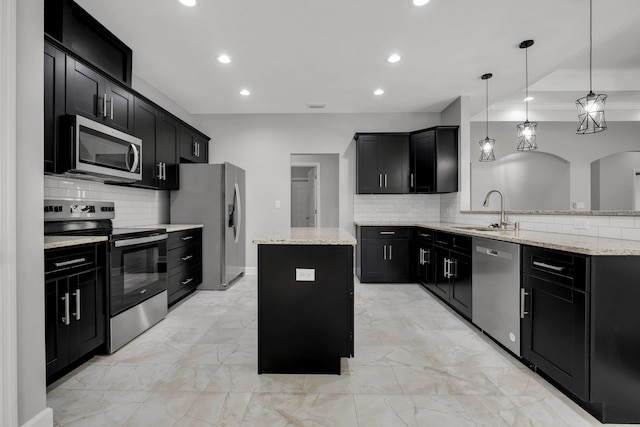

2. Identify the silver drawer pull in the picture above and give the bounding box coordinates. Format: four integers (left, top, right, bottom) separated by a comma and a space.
379, 231, 396, 235
418, 233, 431, 238
181, 278, 193, 285
532, 261, 565, 272
73, 288, 81, 321
62, 293, 70, 325
181, 255, 193, 261
54, 257, 86, 268
521, 288, 529, 318
181, 235, 194, 241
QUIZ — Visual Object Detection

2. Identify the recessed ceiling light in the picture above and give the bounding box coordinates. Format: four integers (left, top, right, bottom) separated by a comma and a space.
240, 89, 250, 96
179, 0, 196, 6
374, 89, 385, 96
524, 96, 534, 102
217, 54, 231, 64
387, 54, 401, 63
412, 0, 430, 6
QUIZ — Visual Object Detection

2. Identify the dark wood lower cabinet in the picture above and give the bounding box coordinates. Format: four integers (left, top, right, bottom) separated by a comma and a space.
167, 229, 203, 306
45, 243, 106, 384
356, 226, 411, 283
430, 231, 472, 319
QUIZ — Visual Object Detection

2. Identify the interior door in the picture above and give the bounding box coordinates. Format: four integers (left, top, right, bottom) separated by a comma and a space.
291, 181, 309, 227
307, 167, 317, 227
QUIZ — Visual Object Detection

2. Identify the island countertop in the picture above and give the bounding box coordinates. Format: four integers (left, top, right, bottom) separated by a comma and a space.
253, 227, 356, 245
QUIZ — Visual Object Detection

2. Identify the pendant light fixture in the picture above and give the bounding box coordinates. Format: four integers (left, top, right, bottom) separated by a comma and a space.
479, 73, 496, 162
517, 40, 537, 151
576, 0, 607, 134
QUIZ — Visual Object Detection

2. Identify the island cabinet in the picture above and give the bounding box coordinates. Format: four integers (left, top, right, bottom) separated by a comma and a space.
431, 231, 472, 319
45, 242, 107, 384
356, 133, 409, 194
356, 226, 412, 283
257, 235, 354, 375
409, 126, 458, 194
167, 228, 203, 306
521, 245, 640, 424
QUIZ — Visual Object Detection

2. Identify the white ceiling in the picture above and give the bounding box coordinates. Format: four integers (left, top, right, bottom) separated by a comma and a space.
75, 0, 640, 118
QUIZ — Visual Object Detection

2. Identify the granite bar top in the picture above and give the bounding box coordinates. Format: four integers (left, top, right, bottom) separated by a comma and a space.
355, 221, 640, 256
135, 224, 204, 233
44, 235, 108, 250
253, 227, 356, 245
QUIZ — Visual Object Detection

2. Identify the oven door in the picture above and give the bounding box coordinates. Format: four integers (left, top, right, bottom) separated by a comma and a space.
110, 234, 167, 317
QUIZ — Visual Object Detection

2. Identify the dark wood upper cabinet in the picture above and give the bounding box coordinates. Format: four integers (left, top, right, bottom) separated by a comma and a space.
410, 126, 458, 194
356, 133, 409, 194
44, 41, 66, 174
45, 0, 133, 86
133, 97, 159, 188
179, 126, 209, 163
156, 113, 180, 190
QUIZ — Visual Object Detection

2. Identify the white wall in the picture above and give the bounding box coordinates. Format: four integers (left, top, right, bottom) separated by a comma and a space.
197, 112, 440, 269
470, 121, 640, 210
16, 0, 49, 425
591, 152, 640, 210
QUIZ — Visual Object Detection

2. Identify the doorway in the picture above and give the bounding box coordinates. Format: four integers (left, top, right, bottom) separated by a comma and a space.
291, 164, 319, 227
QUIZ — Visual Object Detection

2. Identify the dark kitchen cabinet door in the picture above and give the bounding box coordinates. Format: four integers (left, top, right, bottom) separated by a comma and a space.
44, 41, 66, 174
356, 133, 409, 194
133, 97, 159, 187
72, 270, 106, 358
66, 57, 134, 134
522, 273, 589, 401
361, 240, 387, 281
66, 56, 104, 120
432, 247, 451, 300
156, 113, 180, 190
409, 126, 458, 194
386, 238, 410, 281
449, 253, 471, 318
180, 126, 209, 163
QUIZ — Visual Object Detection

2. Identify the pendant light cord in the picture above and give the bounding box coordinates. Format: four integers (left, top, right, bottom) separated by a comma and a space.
485, 77, 489, 139
525, 47, 529, 121
589, 0, 593, 93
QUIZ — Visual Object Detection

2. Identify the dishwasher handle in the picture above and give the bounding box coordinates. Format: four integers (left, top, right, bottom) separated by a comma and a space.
475, 245, 513, 261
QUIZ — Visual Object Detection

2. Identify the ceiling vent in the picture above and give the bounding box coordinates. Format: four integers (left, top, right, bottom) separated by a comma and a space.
307, 103, 327, 109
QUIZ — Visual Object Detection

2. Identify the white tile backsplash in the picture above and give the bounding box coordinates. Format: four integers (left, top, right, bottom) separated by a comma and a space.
439, 192, 640, 243
44, 175, 169, 227
354, 194, 440, 222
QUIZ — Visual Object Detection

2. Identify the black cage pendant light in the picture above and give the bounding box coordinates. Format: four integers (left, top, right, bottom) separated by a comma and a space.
479, 73, 496, 162
517, 40, 538, 151
576, 0, 607, 134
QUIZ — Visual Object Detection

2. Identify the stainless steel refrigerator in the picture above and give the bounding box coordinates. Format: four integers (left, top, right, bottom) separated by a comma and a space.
170, 162, 246, 290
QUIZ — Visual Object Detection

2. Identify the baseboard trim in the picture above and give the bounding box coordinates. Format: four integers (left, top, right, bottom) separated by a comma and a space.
245, 267, 257, 276
21, 407, 52, 427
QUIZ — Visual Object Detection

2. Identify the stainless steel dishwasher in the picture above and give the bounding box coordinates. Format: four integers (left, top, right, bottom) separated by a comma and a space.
472, 237, 521, 356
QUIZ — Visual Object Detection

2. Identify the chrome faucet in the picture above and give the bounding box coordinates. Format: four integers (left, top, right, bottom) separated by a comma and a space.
483, 189, 509, 229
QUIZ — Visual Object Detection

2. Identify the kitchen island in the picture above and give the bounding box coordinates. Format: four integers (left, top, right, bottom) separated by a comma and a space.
253, 227, 356, 374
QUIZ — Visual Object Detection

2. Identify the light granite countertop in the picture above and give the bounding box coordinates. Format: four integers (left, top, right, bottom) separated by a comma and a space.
253, 227, 356, 245
44, 235, 108, 250
355, 221, 640, 256
134, 224, 204, 233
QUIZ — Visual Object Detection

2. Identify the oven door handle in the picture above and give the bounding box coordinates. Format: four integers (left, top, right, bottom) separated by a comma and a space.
114, 233, 168, 248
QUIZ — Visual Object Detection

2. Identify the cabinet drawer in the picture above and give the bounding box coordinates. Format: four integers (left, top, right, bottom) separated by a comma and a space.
168, 265, 202, 300
415, 228, 434, 242
523, 246, 588, 291
168, 244, 201, 273
434, 231, 471, 255
168, 229, 202, 249
362, 227, 410, 239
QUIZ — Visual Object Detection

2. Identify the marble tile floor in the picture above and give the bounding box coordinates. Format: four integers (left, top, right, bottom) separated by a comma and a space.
47, 275, 626, 426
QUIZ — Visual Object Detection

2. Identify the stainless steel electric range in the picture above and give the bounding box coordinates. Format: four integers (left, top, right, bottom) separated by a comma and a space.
44, 199, 168, 353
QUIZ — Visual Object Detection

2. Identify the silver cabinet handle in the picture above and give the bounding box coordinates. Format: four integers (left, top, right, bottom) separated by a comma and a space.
424, 249, 430, 264
197, 143, 200, 157
419, 248, 424, 265
114, 233, 168, 248
450, 259, 457, 279
181, 278, 193, 286
444, 258, 449, 278
110, 97, 114, 119
162, 163, 166, 180
410, 173, 414, 188
532, 261, 565, 272
54, 257, 86, 268
181, 255, 193, 261
157, 162, 162, 180
73, 288, 81, 321
181, 235, 194, 241
379, 231, 396, 235
383, 245, 387, 261
62, 292, 70, 326
521, 288, 529, 318
379, 174, 383, 188
102, 94, 107, 117
418, 233, 431, 239
193, 141, 198, 157
384, 174, 388, 187
389, 244, 392, 260
140, 289, 147, 294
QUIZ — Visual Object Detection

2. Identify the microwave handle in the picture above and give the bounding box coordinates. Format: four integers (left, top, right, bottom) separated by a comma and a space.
125, 143, 140, 173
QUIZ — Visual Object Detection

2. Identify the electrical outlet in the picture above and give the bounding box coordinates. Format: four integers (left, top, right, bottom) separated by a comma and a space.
275, 200, 281, 209
574, 218, 589, 229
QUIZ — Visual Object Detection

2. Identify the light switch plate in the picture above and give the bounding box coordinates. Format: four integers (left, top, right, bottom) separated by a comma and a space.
574, 218, 589, 229
295, 268, 315, 281
275, 200, 281, 209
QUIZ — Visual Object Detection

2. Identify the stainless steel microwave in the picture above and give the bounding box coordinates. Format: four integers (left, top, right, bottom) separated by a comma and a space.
62, 115, 142, 182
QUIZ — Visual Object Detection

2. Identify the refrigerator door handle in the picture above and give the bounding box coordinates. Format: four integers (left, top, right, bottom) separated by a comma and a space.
234, 182, 242, 243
